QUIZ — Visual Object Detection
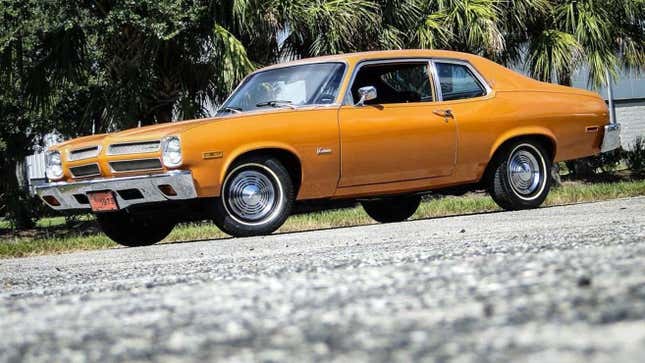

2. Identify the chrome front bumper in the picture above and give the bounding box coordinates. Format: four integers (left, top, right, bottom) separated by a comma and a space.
36, 170, 198, 211
601, 123, 621, 153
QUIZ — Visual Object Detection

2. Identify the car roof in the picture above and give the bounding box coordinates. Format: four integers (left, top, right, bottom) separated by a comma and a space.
258, 49, 479, 71
252, 49, 601, 98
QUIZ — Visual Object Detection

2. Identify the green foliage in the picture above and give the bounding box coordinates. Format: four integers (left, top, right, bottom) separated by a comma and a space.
0, 0, 643, 228
528, 29, 583, 83
526, 0, 644, 87
625, 137, 645, 175
565, 149, 624, 179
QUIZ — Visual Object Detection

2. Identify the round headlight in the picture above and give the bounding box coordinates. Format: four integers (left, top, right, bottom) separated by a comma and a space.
162, 136, 183, 167
46, 151, 64, 180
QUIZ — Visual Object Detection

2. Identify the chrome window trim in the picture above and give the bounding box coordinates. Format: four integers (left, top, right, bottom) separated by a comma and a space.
430, 59, 492, 102
219, 61, 350, 112
108, 158, 164, 173
343, 57, 493, 105
107, 140, 161, 156
69, 163, 101, 178
343, 58, 437, 105
68, 145, 101, 161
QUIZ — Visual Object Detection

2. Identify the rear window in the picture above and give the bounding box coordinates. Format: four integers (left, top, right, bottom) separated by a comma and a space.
435, 62, 486, 101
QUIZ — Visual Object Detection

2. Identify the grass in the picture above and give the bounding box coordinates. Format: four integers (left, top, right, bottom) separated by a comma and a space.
1, 180, 644, 259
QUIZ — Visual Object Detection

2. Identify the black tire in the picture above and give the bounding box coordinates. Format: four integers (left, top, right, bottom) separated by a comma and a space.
213, 156, 294, 237
361, 194, 421, 223
96, 212, 175, 247
488, 140, 552, 210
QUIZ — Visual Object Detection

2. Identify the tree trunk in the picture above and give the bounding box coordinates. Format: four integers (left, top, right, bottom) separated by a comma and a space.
155, 103, 173, 124
558, 68, 572, 86
0, 157, 36, 229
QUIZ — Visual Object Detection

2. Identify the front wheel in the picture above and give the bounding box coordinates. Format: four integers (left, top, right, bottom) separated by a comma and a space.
96, 212, 175, 247
213, 156, 294, 237
362, 194, 421, 223
488, 140, 552, 210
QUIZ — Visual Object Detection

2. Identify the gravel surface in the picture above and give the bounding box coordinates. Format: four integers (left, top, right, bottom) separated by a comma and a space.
1, 197, 644, 362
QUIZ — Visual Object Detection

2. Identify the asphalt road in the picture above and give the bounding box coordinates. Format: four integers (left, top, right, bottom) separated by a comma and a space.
1, 197, 644, 363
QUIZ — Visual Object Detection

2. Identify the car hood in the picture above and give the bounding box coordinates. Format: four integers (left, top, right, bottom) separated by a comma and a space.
52, 118, 216, 151
51, 107, 312, 152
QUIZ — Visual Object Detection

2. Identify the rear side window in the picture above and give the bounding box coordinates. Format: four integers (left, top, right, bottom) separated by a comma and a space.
351, 62, 434, 104
435, 62, 486, 101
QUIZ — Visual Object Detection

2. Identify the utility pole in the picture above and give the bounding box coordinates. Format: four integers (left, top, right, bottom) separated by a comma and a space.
606, 70, 617, 126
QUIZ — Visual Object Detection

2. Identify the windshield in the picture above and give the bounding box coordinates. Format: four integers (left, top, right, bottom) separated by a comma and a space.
220, 62, 346, 113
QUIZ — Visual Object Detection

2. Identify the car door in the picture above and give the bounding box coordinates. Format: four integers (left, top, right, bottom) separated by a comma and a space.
338, 59, 457, 187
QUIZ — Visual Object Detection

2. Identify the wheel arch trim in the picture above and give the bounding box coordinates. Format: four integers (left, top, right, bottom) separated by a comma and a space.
219, 143, 303, 193
479, 128, 557, 185
489, 127, 558, 161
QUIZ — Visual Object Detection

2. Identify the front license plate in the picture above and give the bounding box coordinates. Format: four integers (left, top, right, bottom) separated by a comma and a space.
88, 191, 119, 212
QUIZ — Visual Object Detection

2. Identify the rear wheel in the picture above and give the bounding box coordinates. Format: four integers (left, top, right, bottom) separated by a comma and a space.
488, 140, 552, 210
213, 156, 294, 237
362, 194, 421, 223
96, 212, 175, 247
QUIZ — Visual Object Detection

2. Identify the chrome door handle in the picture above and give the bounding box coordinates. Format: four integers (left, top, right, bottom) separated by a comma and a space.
433, 109, 454, 118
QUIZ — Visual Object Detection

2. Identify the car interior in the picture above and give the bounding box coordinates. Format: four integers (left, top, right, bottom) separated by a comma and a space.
350, 62, 434, 105
349, 61, 486, 105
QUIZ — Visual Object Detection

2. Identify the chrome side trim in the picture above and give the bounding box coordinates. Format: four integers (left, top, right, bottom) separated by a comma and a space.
36, 170, 198, 211
601, 123, 621, 153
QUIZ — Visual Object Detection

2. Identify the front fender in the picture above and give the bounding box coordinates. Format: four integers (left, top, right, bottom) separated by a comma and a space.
219, 142, 302, 185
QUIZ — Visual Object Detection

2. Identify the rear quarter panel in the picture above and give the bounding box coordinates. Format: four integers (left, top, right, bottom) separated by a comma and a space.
457, 90, 607, 183
458, 56, 609, 182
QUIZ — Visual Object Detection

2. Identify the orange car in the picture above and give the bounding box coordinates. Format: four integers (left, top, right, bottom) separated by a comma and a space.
37, 49, 620, 246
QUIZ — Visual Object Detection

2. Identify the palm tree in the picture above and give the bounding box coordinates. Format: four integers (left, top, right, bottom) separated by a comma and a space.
526, 0, 645, 88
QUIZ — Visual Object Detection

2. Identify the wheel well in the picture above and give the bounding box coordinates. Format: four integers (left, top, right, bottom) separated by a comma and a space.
481, 135, 556, 185
228, 148, 302, 194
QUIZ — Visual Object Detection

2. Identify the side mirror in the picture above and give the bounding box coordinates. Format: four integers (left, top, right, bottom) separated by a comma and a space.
355, 86, 377, 106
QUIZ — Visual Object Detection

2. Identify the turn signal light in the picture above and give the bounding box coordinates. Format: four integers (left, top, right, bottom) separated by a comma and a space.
158, 184, 177, 196
42, 195, 61, 206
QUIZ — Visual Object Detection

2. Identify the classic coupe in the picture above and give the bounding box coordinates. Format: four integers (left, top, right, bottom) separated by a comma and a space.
37, 50, 620, 246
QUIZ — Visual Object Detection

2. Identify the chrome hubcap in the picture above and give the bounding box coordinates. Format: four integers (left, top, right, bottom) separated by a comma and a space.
508, 149, 542, 195
226, 170, 276, 221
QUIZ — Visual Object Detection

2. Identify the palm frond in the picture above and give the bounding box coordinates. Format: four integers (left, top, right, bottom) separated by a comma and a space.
527, 29, 582, 83
427, 0, 505, 56
414, 12, 452, 49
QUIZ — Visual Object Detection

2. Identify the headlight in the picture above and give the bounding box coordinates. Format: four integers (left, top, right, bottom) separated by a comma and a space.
45, 151, 64, 180
162, 136, 182, 168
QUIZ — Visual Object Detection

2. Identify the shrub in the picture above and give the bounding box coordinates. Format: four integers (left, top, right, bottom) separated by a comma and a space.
625, 137, 645, 175
565, 149, 624, 179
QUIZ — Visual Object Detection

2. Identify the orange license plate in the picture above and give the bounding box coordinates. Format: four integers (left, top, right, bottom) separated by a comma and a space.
88, 191, 119, 212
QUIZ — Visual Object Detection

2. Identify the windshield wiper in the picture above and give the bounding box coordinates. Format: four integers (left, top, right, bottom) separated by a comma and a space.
255, 100, 297, 109
218, 106, 243, 114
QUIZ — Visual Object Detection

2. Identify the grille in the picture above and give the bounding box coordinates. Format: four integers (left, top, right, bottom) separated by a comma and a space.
70, 164, 101, 178
109, 158, 163, 172
68, 146, 100, 161
108, 141, 160, 155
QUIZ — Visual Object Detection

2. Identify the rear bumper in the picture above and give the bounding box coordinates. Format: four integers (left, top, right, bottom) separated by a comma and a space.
600, 124, 621, 153
35, 170, 198, 211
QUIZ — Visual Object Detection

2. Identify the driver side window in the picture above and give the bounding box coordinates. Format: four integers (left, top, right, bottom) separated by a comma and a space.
350, 62, 434, 105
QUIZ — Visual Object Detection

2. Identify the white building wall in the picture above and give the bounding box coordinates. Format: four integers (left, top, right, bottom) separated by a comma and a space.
26, 153, 47, 180
616, 101, 645, 150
